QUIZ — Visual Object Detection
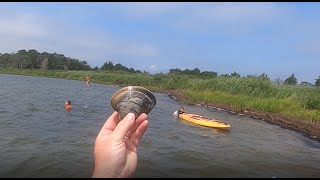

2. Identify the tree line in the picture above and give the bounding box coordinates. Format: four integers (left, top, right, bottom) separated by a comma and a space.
167, 68, 320, 86
0, 49, 90, 70
0, 49, 320, 86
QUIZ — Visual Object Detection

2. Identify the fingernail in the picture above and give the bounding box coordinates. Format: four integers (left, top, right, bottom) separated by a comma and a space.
127, 113, 135, 120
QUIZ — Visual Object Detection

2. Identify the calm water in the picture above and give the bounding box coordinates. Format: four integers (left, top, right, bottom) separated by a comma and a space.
0, 74, 319, 178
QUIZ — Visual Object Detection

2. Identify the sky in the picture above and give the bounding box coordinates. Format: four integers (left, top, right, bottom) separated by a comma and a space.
0, 2, 320, 83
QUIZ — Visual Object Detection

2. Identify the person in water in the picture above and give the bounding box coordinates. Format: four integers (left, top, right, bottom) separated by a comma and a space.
178, 106, 186, 116
85, 75, 91, 87
172, 106, 186, 117
65, 100, 71, 110
92, 111, 149, 178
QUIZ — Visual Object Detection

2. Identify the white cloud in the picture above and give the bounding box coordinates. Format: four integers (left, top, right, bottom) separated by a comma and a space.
0, 12, 49, 39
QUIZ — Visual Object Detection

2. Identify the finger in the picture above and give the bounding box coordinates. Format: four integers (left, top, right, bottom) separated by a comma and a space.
130, 120, 149, 147
98, 111, 120, 136
126, 113, 148, 138
112, 113, 136, 141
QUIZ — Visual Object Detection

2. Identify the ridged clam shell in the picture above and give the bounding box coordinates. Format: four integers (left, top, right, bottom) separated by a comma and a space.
111, 86, 156, 120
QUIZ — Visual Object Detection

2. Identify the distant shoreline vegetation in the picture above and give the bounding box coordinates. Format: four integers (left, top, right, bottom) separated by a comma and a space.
1, 49, 320, 86
1, 49, 320, 125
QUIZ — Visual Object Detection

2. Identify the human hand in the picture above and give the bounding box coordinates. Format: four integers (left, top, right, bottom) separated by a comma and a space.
92, 111, 149, 178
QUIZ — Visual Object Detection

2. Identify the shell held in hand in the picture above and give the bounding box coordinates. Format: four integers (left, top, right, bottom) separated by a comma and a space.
111, 86, 156, 120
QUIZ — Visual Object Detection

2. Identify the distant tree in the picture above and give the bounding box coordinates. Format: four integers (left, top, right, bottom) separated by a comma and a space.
18, 49, 27, 54
284, 74, 297, 85
27, 49, 39, 68
230, 71, 240, 77
220, 73, 230, 77
199, 71, 218, 79
169, 68, 181, 73
0, 53, 11, 68
113, 63, 128, 71
93, 66, 99, 70
0, 49, 91, 70
182, 69, 193, 74
100, 61, 114, 70
41, 58, 49, 70
192, 68, 201, 74
129, 68, 135, 73
315, 76, 320, 87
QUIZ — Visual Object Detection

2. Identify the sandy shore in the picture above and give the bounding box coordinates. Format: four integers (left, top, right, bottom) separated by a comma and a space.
156, 89, 320, 142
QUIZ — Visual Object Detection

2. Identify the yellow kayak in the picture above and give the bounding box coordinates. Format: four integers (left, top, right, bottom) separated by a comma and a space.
178, 113, 231, 129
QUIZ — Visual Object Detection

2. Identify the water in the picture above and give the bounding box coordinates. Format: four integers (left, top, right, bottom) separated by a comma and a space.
0, 74, 319, 178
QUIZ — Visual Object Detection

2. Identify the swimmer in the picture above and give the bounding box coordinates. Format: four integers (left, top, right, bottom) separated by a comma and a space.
173, 106, 186, 116
177, 106, 186, 117
65, 100, 71, 110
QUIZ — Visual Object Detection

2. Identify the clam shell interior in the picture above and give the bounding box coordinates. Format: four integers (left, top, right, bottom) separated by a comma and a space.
111, 86, 156, 120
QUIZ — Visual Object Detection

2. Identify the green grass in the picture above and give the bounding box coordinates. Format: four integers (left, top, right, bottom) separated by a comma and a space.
183, 90, 320, 123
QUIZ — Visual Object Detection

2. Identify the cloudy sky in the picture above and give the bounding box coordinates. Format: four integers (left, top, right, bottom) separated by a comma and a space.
1, 2, 320, 83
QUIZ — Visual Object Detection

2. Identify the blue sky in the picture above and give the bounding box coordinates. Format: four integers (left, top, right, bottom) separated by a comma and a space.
1, 2, 320, 83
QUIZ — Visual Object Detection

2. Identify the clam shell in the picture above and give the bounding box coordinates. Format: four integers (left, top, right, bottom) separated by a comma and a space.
111, 86, 156, 120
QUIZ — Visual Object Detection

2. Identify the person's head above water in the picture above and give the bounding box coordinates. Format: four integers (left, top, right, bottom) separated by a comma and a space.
66, 100, 71, 105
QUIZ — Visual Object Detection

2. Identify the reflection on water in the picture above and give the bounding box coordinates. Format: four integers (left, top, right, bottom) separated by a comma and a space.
0, 74, 319, 178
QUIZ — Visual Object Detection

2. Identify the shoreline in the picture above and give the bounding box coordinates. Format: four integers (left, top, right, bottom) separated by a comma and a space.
155, 89, 320, 142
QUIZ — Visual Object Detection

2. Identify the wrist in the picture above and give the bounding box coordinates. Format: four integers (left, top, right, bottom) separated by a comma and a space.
92, 163, 121, 178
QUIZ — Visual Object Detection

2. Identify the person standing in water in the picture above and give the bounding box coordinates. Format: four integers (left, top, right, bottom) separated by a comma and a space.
84, 75, 91, 108
85, 75, 91, 87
